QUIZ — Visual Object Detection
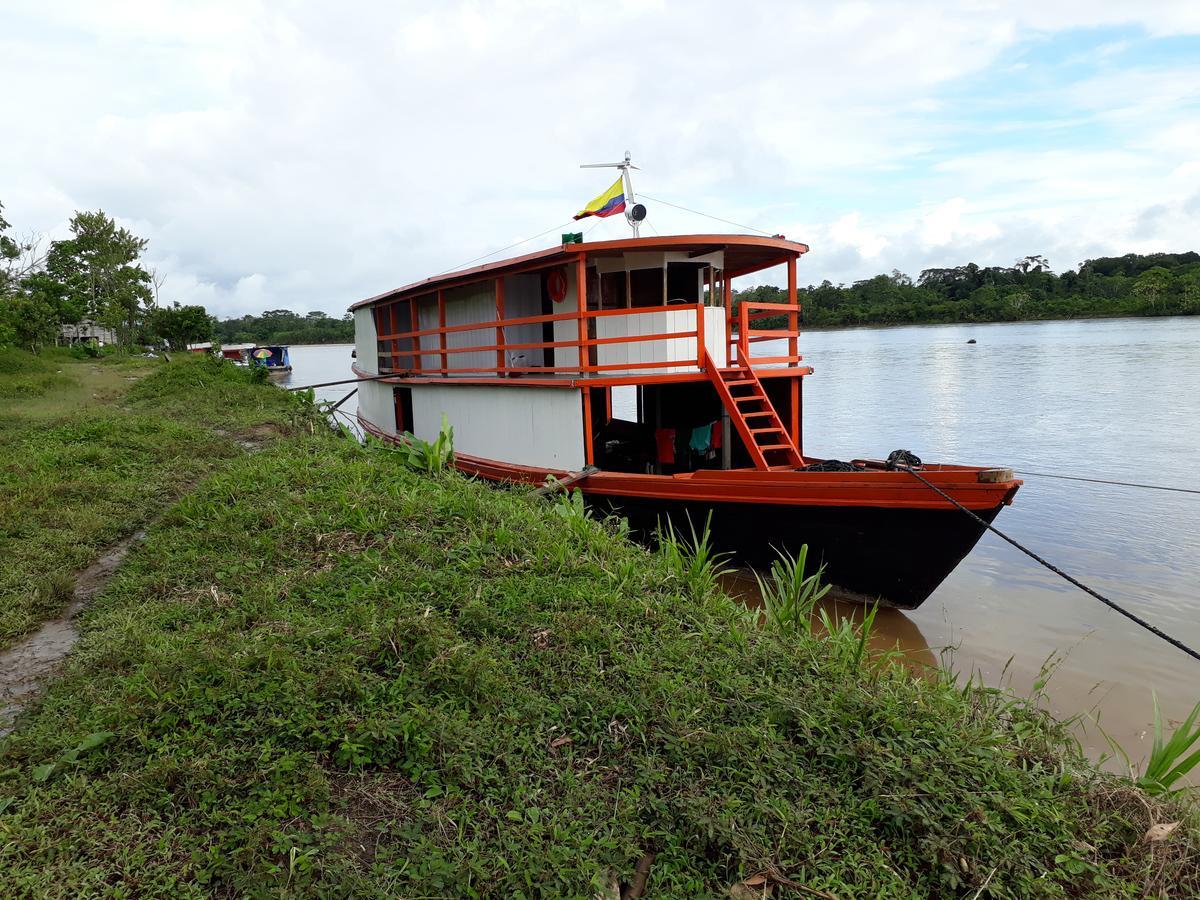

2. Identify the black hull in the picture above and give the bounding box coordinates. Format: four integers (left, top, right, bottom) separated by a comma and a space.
585, 494, 1002, 609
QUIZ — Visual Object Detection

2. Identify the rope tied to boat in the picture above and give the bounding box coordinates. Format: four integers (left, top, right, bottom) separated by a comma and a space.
885, 449, 922, 470
898, 462, 1200, 664
800, 459, 862, 473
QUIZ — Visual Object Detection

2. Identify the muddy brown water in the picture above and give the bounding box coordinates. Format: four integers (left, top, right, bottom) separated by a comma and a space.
733, 318, 1200, 780
288, 327, 1200, 778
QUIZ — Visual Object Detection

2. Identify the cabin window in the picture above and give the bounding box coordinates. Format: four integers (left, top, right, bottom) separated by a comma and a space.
666, 261, 705, 305
629, 268, 663, 307
599, 271, 627, 309
500, 273, 544, 370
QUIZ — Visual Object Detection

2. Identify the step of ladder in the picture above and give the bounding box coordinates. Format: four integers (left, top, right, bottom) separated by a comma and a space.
705, 355, 804, 471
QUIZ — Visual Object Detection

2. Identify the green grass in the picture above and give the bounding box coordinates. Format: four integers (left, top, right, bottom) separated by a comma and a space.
0, 350, 307, 647
0, 421, 1196, 896
1139, 694, 1200, 796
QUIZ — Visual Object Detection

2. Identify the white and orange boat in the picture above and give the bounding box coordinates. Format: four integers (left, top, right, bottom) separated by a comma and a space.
351, 168, 1020, 608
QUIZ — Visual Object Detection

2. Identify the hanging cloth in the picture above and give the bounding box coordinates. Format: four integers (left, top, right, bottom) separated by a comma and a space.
688, 423, 713, 454
655, 428, 676, 464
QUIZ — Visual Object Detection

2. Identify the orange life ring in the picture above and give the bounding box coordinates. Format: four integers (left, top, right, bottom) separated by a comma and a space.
547, 268, 568, 303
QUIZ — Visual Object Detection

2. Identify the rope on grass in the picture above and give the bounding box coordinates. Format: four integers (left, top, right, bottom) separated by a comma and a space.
897, 461, 1200, 664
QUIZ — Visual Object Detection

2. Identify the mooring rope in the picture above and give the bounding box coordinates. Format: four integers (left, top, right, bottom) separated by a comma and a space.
287, 373, 395, 391
328, 388, 357, 411
1015, 470, 1200, 495
898, 463, 1200, 664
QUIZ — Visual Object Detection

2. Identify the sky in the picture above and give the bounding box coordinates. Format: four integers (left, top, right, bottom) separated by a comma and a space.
2, 1, 1199, 318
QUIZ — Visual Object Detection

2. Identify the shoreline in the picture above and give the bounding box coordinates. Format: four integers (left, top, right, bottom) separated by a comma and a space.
799, 310, 1200, 334
0, 352, 1196, 895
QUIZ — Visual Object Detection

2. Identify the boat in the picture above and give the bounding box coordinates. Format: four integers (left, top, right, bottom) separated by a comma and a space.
349, 163, 1020, 609
220, 344, 292, 376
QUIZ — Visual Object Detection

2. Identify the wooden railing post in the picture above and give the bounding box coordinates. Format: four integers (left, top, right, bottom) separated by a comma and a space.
695, 302, 705, 371
392, 303, 404, 372
720, 273, 729, 364
494, 278, 506, 374
787, 255, 798, 368
576, 256, 588, 373
739, 303, 749, 365
409, 298, 422, 372
437, 290, 447, 375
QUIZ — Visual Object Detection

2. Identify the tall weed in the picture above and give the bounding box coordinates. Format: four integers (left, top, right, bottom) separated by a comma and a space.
657, 512, 732, 601
754, 544, 830, 636
1138, 693, 1200, 796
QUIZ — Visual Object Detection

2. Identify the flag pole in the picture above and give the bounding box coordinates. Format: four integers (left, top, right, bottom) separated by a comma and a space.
580, 150, 642, 238
620, 151, 638, 238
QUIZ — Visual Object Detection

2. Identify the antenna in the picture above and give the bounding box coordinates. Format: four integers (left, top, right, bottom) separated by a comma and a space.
579, 150, 647, 237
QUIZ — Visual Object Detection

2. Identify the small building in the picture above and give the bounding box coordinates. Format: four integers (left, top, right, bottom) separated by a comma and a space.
59, 319, 117, 346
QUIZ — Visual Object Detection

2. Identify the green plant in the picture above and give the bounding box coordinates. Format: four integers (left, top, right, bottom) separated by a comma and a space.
551, 486, 592, 539
754, 544, 830, 636
1138, 693, 1200, 796
395, 414, 454, 473
817, 603, 878, 669
31, 731, 114, 784
657, 511, 732, 601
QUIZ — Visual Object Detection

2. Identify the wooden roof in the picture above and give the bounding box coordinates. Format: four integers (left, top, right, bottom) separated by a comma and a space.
349, 234, 810, 310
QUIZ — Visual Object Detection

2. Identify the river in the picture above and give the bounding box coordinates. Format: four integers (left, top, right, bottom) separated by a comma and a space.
281, 317, 1200, 774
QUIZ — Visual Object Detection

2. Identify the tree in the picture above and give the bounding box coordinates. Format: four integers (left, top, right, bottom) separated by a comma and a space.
46, 210, 152, 344
1015, 255, 1051, 274
1178, 271, 1200, 312
1131, 267, 1172, 310
1006, 289, 1031, 316
0, 202, 18, 294
0, 201, 57, 350
1, 294, 58, 351
149, 302, 214, 350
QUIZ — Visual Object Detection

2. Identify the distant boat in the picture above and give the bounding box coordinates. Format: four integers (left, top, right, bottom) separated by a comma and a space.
348, 233, 1021, 609
220, 344, 292, 376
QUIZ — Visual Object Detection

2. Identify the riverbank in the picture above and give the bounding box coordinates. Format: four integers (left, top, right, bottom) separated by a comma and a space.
0, 349, 304, 650
796, 308, 1198, 333
0, 355, 1196, 896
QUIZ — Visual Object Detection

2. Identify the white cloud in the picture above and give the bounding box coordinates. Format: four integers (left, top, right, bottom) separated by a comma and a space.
1, 1, 1198, 315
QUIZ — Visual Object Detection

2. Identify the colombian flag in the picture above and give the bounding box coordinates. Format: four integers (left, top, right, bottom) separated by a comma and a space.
574, 177, 627, 220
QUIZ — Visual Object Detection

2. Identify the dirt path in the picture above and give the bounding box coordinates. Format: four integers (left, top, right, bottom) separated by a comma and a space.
0, 531, 144, 737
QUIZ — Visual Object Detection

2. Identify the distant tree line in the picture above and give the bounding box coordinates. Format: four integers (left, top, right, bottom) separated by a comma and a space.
735, 252, 1200, 328
0, 199, 213, 352
214, 309, 354, 346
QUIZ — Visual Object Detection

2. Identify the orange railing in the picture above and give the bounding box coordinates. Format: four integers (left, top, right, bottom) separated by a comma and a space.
375, 302, 709, 377
733, 301, 801, 368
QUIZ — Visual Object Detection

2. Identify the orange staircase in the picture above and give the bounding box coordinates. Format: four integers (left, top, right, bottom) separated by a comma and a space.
704, 351, 804, 471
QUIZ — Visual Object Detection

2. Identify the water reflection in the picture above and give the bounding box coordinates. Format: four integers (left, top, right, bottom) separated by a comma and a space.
721, 569, 938, 672
276, 344, 360, 432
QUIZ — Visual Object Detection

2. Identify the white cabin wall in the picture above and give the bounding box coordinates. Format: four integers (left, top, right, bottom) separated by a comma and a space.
358, 379, 397, 435
704, 306, 728, 368
354, 307, 378, 375
551, 266, 581, 370
595, 307, 718, 375
410, 385, 585, 470
355, 305, 395, 435
442, 282, 497, 373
